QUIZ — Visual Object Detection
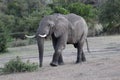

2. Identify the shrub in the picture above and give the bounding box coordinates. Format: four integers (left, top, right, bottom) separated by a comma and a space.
0, 34, 7, 53
0, 33, 8, 53
0, 13, 15, 53
1, 56, 38, 74
53, 6, 70, 14
67, 2, 96, 19
98, 0, 120, 34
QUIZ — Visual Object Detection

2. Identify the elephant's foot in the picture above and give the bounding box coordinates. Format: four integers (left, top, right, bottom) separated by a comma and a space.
76, 58, 82, 63
39, 64, 42, 67
76, 58, 86, 63
76, 57, 82, 63
50, 62, 58, 67
58, 62, 64, 65
82, 57, 86, 62
75, 60, 82, 64
58, 58, 64, 65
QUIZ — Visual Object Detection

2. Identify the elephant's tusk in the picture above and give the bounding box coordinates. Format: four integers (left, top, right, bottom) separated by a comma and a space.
25, 35, 35, 38
39, 34, 47, 38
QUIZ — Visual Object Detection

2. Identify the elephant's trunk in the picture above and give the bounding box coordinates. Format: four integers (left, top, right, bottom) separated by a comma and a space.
37, 37, 44, 67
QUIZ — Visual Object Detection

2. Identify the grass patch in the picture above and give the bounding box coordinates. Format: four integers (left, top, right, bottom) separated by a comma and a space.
0, 56, 38, 74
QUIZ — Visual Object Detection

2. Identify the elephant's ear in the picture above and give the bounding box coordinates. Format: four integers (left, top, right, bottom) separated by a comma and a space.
54, 18, 68, 37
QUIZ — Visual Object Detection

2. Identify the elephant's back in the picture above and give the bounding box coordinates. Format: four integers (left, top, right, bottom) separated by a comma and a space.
66, 13, 88, 32
66, 13, 83, 23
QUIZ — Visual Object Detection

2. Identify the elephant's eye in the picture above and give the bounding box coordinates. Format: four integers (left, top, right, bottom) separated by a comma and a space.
48, 23, 51, 27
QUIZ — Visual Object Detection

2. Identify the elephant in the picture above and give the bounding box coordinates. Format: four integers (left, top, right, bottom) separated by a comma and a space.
26, 13, 89, 67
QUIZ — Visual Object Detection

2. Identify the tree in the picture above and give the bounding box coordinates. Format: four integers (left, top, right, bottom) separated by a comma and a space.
67, 2, 97, 19
0, 13, 13, 52
99, 0, 120, 34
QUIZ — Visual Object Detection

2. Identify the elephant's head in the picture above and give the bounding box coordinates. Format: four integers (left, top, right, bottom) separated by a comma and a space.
37, 16, 55, 38
37, 14, 68, 38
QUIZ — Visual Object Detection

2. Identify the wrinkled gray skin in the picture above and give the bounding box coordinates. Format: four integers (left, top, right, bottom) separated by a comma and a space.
35, 13, 88, 67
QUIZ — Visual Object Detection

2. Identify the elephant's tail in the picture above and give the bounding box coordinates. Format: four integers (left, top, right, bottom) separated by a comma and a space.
86, 39, 90, 53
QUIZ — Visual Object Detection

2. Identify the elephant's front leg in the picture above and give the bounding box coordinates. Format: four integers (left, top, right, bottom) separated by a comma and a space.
50, 49, 63, 66
50, 36, 66, 67
58, 54, 64, 65
51, 50, 64, 66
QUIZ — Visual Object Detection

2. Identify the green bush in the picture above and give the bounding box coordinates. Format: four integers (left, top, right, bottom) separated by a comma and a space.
53, 6, 70, 14
67, 2, 96, 19
0, 13, 15, 53
49, 2, 97, 20
98, 0, 120, 34
1, 56, 38, 74
0, 13, 15, 33
0, 34, 7, 53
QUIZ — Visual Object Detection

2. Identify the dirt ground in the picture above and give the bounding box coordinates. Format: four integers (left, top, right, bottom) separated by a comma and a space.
0, 35, 120, 80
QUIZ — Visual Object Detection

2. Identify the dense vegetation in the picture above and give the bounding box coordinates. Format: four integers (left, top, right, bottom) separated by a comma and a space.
0, 0, 120, 52
0, 0, 96, 34
98, 0, 120, 34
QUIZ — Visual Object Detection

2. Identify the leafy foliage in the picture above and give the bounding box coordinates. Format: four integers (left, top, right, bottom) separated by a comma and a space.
0, 34, 7, 53
0, 13, 16, 53
1, 56, 38, 74
98, 0, 120, 34
0, 0, 97, 37
67, 2, 97, 19
0, 0, 53, 52
24, 6, 53, 33
53, 6, 70, 14
49, 2, 96, 19
0, 0, 53, 34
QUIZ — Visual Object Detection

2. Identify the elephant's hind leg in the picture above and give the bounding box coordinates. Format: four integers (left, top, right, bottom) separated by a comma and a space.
76, 41, 86, 63
81, 50, 86, 62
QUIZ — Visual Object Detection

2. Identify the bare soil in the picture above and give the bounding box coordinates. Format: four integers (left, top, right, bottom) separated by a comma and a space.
0, 35, 120, 80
